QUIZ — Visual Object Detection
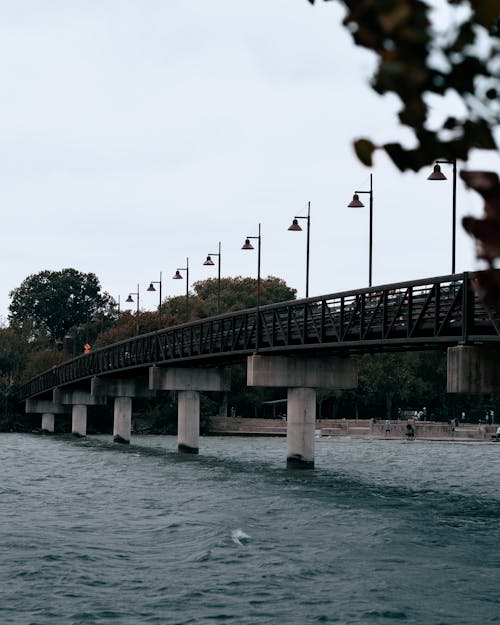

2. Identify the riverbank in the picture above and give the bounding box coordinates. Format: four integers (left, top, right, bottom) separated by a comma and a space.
209, 415, 499, 441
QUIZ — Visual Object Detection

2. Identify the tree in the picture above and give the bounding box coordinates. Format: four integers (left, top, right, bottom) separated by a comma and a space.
309, 0, 499, 171
9, 269, 114, 341
0, 327, 31, 385
191, 276, 297, 316
310, 1, 500, 309
355, 351, 447, 419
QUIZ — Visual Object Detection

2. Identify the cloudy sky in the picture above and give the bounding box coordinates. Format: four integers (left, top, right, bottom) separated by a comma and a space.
1, 0, 498, 319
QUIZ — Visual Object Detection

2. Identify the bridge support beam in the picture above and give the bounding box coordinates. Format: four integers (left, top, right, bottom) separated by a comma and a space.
113, 397, 132, 444
149, 366, 231, 454
178, 391, 200, 454
71, 405, 87, 437
25, 399, 67, 433
447, 345, 500, 393
53, 389, 106, 438
91, 377, 153, 444
287, 387, 316, 469
41, 413, 55, 433
247, 355, 358, 469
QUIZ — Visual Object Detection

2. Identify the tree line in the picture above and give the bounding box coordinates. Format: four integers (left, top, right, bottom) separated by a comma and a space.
0, 268, 496, 432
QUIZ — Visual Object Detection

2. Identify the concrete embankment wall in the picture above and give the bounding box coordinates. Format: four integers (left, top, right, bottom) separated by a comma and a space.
209, 416, 497, 440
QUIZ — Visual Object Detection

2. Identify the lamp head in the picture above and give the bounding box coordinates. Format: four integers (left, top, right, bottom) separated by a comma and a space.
203, 255, 215, 266
288, 218, 302, 231
348, 193, 364, 208
147, 282, 156, 292
241, 238, 254, 250
173, 270, 183, 280
427, 163, 447, 180
125, 294, 134, 303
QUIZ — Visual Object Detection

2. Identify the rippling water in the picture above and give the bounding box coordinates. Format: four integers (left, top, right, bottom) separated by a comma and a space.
1, 433, 499, 624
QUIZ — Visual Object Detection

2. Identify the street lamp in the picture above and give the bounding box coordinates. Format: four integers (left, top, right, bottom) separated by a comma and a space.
172, 257, 189, 322
203, 241, 222, 314
348, 173, 374, 287
126, 284, 140, 335
288, 201, 311, 298
147, 272, 163, 328
242, 223, 261, 352
427, 159, 457, 274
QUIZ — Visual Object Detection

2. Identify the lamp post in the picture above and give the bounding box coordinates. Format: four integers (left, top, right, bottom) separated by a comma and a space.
203, 241, 222, 314
348, 173, 374, 287
172, 258, 189, 322
147, 272, 163, 328
125, 284, 140, 335
427, 159, 457, 274
242, 223, 261, 352
288, 201, 311, 298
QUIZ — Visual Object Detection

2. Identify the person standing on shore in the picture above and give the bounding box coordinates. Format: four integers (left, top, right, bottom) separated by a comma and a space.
384, 420, 391, 437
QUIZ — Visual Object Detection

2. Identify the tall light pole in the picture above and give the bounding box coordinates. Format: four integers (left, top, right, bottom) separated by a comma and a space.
147, 271, 163, 328
125, 284, 140, 335
427, 159, 457, 274
242, 223, 261, 352
203, 241, 222, 314
172, 258, 189, 322
348, 173, 374, 287
288, 201, 311, 298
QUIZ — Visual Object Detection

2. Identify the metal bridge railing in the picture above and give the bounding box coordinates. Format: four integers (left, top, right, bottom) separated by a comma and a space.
18, 272, 500, 400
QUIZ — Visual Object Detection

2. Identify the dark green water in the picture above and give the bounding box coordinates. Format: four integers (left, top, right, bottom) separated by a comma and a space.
1, 433, 499, 624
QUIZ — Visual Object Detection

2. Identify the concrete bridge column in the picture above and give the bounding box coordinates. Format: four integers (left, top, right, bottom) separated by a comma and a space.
149, 366, 231, 455
113, 397, 132, 444
72, 405, 87, 437
287, 387, 316, 468
41, 413, 55, 433
447, 345, 500, 393
25, 399, 67, 433
91, 377, 153, 445
53, 388, 106, 439
178, 390, 200, 454
247, 355, 358, 469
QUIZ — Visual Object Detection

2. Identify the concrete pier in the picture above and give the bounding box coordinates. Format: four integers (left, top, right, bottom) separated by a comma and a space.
149, 366, 231, 454
41, 413, 55, 433
25, 399, 66, 433
53, 389, 106, 438
247, 354, 358, 468
447, 345, 500, 393
286, 387, 316, 468
71, 405, 87, 437
91, 376, 152, 444
178, 390, 200, 454
113, 397, 132, 444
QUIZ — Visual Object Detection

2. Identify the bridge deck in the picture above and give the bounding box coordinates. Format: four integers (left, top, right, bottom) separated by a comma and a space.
19, 272, 500, 400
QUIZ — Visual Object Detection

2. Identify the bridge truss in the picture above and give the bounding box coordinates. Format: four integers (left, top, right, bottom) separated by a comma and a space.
19, 272, 500, 399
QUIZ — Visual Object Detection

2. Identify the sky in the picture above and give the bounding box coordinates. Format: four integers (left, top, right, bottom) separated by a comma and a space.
1, 0, 499, 320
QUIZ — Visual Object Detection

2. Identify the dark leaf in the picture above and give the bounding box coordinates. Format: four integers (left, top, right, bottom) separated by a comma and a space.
353, 138, 376, 167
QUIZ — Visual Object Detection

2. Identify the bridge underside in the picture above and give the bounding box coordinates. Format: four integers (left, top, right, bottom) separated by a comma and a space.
20, 272, 500, 467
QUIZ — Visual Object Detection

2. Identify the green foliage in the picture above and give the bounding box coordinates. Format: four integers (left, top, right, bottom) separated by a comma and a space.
21, 348, 68, 383
94, 311, 175, 348
192, 276, 297, 315
309, 0, 500, 170
0, 327, 31, 383
9, 269, 115, 341
161, 276, 297, 323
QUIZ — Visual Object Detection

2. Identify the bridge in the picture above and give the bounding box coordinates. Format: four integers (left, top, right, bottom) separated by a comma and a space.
21, 271, 500, 467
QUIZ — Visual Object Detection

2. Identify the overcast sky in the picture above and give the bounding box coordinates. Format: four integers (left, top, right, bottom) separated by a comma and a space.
1, 0, 499, 320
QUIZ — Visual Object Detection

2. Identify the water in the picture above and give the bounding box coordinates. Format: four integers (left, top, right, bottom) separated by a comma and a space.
1, 433, 499, 625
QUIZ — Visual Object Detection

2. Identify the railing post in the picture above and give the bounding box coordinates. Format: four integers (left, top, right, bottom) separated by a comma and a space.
434, 283, 440, 336
462, 272, 471, 344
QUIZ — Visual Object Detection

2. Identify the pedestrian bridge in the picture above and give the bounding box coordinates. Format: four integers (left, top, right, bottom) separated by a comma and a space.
20, 271, 500, 467
19, 272, 500, 399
